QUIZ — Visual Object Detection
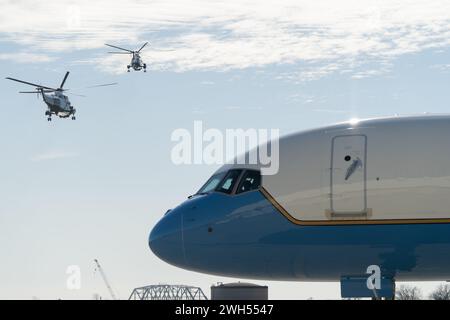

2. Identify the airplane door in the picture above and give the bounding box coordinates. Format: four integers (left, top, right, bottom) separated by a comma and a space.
331, 135, 367, 215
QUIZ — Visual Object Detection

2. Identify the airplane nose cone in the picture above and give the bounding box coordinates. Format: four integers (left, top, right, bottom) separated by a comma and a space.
149, 210, 186, 267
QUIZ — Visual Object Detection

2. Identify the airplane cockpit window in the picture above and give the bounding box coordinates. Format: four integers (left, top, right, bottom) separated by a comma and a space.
196, 172, 227, 194
236, 170, 261, 194
196, 169, 260, 196
215, 169, 242, 194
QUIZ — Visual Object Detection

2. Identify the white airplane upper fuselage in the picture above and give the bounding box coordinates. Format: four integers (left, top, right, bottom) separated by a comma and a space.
150, 115, 450, 282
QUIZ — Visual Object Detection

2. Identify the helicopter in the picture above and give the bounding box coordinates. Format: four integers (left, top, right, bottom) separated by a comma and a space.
105, 42, 149, 72
6, 71, 117, 121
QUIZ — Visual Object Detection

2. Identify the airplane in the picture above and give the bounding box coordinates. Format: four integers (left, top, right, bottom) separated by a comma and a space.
149, 115, 450, 299
6, 72, 117, 121
105, 42, 149, 72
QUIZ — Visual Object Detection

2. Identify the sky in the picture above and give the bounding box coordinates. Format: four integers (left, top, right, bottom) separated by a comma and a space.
0, 0, 450, 299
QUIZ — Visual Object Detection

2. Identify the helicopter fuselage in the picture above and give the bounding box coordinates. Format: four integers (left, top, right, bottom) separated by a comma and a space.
129, 53, 146, 71
105, 42, 148, 72
6, 70, 116, 121
42, 91, 75, 119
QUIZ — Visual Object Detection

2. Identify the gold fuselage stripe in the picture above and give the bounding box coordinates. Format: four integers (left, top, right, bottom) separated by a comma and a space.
259, 187, 450, 226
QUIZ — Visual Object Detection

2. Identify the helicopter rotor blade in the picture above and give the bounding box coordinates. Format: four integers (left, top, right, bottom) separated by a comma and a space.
105, 43, 134, 53
65, 82, 117, 92
107, 52, 131, 54
59, 71, 70, 89
83, 82, 118, 89
137, 42, 148, 53
68, 92, 86, 97
19, 90, 54, 93
5, 77, 56, 91
151, 48, 176, 52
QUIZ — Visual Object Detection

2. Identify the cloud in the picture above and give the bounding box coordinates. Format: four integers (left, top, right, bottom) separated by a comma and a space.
0, 52, 55, 63
31, 151, 79, 162
286, 93, 318, 104
280, 63, 343, 82
351, 67, 391, 79
312, 108, 350, 114
430, 64, 450, 73
1, 0, 450, 78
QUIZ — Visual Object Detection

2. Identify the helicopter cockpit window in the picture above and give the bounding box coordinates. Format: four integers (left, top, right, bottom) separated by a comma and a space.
196, 172, 227, 194
215, 169, 242, 194
236, 170, 261, 194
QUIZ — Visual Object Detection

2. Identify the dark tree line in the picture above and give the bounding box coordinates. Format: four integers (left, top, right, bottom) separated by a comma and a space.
395, 284, 450, 300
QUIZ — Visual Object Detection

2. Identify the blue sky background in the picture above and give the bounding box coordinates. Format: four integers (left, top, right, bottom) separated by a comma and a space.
1, 0, 450, 299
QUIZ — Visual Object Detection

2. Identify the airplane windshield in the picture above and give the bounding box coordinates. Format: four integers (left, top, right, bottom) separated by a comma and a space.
196, 172, 227, 194
236, 170, 261, 194
215, 169, 242, 194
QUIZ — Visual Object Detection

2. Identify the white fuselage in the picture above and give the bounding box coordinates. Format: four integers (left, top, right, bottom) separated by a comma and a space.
257, 115, 450, 224
42, 91, 73, 117
131, 53, 144, 70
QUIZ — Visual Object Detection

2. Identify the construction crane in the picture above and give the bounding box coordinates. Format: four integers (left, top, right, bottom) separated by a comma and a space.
94, 259, 118, 300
